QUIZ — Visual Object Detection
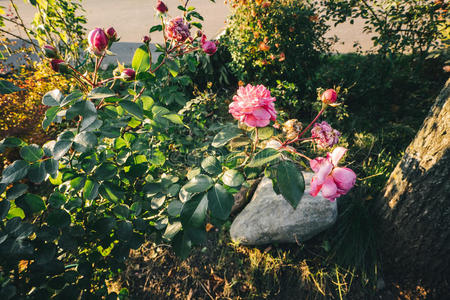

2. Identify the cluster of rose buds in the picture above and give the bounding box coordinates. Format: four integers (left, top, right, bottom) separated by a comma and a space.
88, 27, 118, 56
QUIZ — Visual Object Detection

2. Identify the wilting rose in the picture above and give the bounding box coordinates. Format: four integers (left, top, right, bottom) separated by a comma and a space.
321, 89, 337, 105
311, 121, 341, 149
88, 28, 108, 55
229, 84, 277, 127
121, 68, 136, 81
43, 45, 58, 59
156, 0, 168, 14
310, 147, 356, 201
201, 35, 217, 55
165, 17, 190, 42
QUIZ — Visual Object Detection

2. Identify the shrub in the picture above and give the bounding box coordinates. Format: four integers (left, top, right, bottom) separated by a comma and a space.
222, 0, 330, 104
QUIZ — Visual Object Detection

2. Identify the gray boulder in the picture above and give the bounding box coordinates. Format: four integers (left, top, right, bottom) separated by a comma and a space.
230, 172, 337, 245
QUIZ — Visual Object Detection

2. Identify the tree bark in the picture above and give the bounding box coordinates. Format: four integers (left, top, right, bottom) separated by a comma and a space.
376, 78, 450, 296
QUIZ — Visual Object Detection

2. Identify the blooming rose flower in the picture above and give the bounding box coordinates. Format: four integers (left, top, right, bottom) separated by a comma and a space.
156, 0, 168, 14
321, 89, 337, 105
311, 121, 341, 149
310, 147, 356, 201
165, 17, 191, 42
201, 35, 217, 55
88, 28, 108, 56
229, 84, 277, 127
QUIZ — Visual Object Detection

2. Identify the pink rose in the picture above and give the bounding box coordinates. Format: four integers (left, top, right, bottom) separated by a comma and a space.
88, 28, 108, 56
156, 0, 168, 14
311, 121, 341, 149
229, 84, 277, 127
165, 17, 191, 42
321, 89, 337, 105
310, 147, 356, 201
201, 35, 217, 55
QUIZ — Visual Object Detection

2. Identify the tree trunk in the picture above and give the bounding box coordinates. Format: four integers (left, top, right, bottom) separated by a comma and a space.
376, 79, 450, 296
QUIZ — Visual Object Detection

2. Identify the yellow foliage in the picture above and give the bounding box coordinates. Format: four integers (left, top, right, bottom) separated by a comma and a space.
0, 62, 75, 144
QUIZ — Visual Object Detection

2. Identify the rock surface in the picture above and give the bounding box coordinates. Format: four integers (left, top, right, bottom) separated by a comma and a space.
230, 172, 337, 245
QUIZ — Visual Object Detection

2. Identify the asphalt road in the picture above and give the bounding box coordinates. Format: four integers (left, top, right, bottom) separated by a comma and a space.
1, 0, 373, 65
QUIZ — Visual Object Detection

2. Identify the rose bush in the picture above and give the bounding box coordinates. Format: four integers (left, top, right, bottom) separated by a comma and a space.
0, 1, 355, 298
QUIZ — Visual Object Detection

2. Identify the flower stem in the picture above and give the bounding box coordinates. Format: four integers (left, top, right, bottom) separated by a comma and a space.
284, 107, 325, 146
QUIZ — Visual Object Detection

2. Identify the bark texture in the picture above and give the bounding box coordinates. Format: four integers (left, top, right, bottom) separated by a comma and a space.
377, 79, 450, 294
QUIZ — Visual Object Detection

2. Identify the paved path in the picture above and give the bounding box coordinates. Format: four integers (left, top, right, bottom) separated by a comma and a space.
1, 0, 373, 65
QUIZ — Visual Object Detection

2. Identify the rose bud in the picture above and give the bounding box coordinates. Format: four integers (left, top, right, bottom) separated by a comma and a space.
142, 35, 151, 44
88, 28, 108, 56
50, 59, 69, 73
43, 45, 58, 58
156, 0, 168, 14
105, 27, 118, 41
121, 68, 136, 81
321, 89, 338, 105
201, 35, 217, 55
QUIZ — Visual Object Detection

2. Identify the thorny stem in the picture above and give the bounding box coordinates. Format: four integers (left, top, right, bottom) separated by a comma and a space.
67, 64, 94, 87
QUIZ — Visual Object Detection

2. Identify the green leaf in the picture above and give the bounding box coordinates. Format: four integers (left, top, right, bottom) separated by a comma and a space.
88, 87, 115, 99
165, 59, 180, 77
53, 131, 75, 160
60, 90, 83, 106
172, 231, 192, 260
247, 148, 281, 168
167, 200, 183, 217
256, 127, 274, 140
20, 144, 43, 162
42, 89, 62, 106
162, 221, 182, 240
149, 24, 162, 33
0, 80, 22, 94
181, 193, 208, 227
44, 158, 59, 178
73, 131, 97, 152
27, 162, 46, 184
119, 100, 143, 119
207, 184, 234, 220
48, 192, 66, 208
183, 174, 213, 193
151, 193, 166, 210
20, 193, 46, 213
47, 209, 71, 228
201, 156, 222, 175
7, 207, 25, 219
116, 220, 132, 241
94, 163, 117, 180
212, 126, 242, 148
276, 161, 305, 209
66, 101, 97, 131
83, 178, 99, 200
222, 169, 244, 187
0, 137, 25, 150
6, 183, 28, 200
99, 182, 124, 202
1, 160, 30, 184
42, 106, 60, 130
132, 45, 150, 73
0, 200, 10, 220
162, 113, 184, 126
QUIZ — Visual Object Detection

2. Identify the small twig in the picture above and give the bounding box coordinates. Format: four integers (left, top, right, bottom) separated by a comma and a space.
0, 28, 39, 48
198, 280, 214, 300
9, 0, 39, 53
